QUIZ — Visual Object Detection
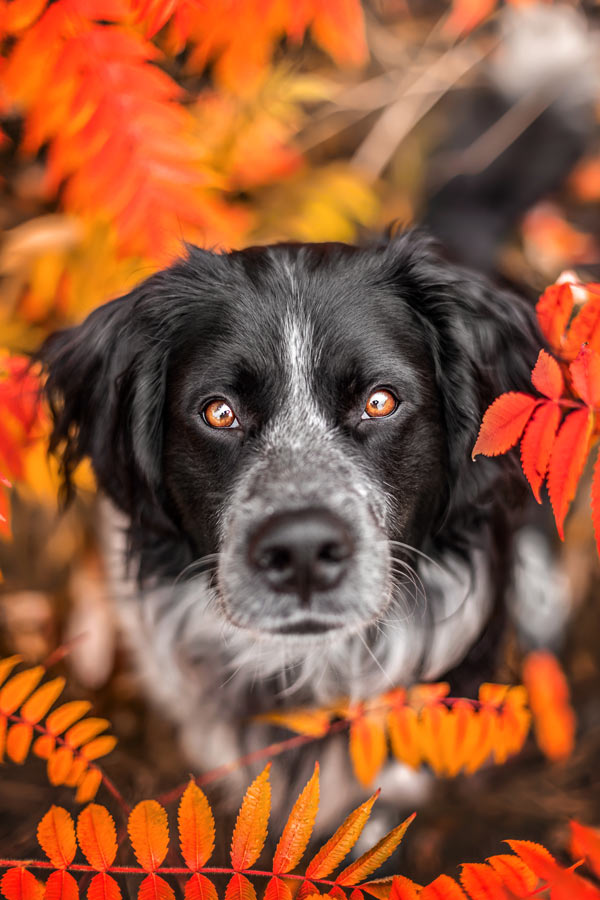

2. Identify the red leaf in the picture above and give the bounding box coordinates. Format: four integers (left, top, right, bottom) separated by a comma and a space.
547, 408, 593, 538
460, 863, 510, 899
531, 350, 564, 400
486, 855, 537, 896
88, 874, 121, 900
570, 346, 600, 408
505, 840, 559, 882
564, 292, 600, 357
570, 821, 600, 879
520, 401, 561, 502
0, 870, 44, 900
37, 806, 76, 868
389, 877, 420, 900
263, 879, 292, 900
44, 871, 79, 900
306, 792, 379, 879
138, 875, 175, 900
224, 875, 256, 900
536, 283, 574, 349
184, 875, 217, 900
230, 764, 271, 871
421, 875, 467, 899
472, 394, 538, 459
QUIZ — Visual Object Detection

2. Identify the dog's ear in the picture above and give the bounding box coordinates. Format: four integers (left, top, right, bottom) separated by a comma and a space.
379, 232, 542, 523
38, 275, 171, 516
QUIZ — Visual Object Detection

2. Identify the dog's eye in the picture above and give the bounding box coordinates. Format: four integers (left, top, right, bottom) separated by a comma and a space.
362, 388, 397, 419
203, 398, 240, 429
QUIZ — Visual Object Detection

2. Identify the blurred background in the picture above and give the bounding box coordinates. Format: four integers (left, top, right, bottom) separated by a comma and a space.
1, 0, 600, 884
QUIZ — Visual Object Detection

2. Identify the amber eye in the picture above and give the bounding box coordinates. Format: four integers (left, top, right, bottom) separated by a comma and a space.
362, 388, 398, 420
203, 398, 240, 429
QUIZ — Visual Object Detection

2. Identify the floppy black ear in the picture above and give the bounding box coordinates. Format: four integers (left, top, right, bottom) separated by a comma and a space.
38, 276, 171, 518
378, 232, 542, 532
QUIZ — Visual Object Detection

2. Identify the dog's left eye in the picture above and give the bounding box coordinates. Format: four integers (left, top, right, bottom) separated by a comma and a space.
361, 388, 398, 419
203, 398, 240, 429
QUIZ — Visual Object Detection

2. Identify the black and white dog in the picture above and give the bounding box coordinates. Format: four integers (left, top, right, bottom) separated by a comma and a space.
39, 232, 545, 775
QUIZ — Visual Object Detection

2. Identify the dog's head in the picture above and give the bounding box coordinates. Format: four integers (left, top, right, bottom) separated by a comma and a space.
40, 233, 540, 653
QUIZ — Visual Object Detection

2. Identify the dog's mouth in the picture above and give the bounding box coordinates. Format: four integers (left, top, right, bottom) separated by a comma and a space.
266, 616, 346, 636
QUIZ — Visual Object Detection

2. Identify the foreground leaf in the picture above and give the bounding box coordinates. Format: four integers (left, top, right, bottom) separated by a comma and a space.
178, 780, 215, 870
37, 806, 76, 868
273, 763, 319, 874
0, 869, 44, 900
520, 401, 561, 502
44, 871, 79, 900
472, 393, 537, 458
129, 800, 170, 872
77, 804, 118, 870
306, 791, 379, 879
336, 813, 415, 885
88, 873, 121, 900
230, 764, 271, 871
547, 408, 593, 538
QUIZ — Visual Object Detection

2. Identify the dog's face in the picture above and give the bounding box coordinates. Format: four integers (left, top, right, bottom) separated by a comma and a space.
40, 234, 540, 664
163, 247, 445, 638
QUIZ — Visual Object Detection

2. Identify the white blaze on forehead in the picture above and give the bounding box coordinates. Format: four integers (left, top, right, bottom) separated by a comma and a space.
281, 312, 326, 432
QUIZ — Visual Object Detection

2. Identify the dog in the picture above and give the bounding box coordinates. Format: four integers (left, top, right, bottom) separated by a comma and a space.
38, 231, 546, 788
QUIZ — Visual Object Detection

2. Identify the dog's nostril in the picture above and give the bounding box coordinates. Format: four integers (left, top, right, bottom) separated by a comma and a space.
248, 508, 354, 606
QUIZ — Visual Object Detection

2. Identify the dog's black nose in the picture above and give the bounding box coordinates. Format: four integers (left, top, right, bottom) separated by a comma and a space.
248, 508, 353, 606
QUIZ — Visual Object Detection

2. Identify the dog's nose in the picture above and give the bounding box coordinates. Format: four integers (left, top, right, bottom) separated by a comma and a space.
248, 509, 353, 606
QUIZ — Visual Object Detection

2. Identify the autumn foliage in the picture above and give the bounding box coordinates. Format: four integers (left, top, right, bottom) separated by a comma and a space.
2, 763, 600, 900
473, 278, 600, 554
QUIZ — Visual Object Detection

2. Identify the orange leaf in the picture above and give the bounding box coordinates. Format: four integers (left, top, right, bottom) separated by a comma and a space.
65, 757, 88, 788
460, 863, 509, 900
306, 791, 379, 879
184, 874, 218, 900
421, 875, 467, 899
296, 882, 318, 900
80, 735, 117, 760
255, 709, 331, 737
37, 806, 76, 868
531, 350, 564, 400
472, 393, 537, 459
224, 875, 257, 900
20, 677, 65, 723
65, 718, 110, 748
349, 711, 387, 788
360, 881, 394, 900
263, 878, 292, 900
230, 764, 271, 871
336, 813, 415, 885
47, 746, 74, 785
76, 767, 103, 803
5, 722, 33, 764
46, 701, 92, 736
0, 666, 44, 714
387, 706, 421, 770
33, 734, 55, 759
504, 840, 559, 882
178, 780, 215, 870
273, 762, 319, 874
138, 875, 175, 900
570, 821, 600, 879
520, 401, 561, 503
547, 408, 593, 538
389, 876, 421, 900
564, 292, 600, 357
44, 871, 79, 900
487, 855, 537, 896
88, 873, 121, 900
570, 346, 600, 408
77, 804, 118, 870
128, 800, 170, 872
0, 656, 21, 687
0, 870, 44, 900
536, 282, 574, 349
523, 651, 575, 761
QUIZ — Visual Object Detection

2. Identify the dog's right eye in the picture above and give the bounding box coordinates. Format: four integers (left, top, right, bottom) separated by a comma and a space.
202, 398, 240, 429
